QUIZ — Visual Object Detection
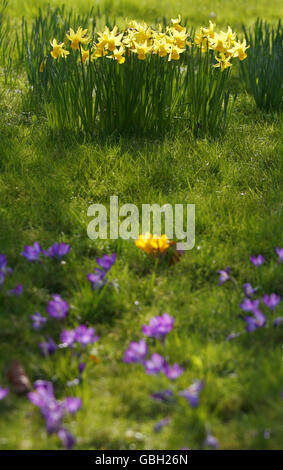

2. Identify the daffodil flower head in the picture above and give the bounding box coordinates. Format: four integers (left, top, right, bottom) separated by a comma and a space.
66, 26, 90, 50
171, 15, 185, 33
50, 39, 70, 59
213, 52, 232, 71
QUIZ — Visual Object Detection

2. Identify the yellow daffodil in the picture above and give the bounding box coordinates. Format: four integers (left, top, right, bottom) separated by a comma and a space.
97, 26, 124, 52
213, 52, 232, 71
132, 41, 152, 60
39, 58, 47, 72
229, 38, 249, 61
107, 45, 126, 64
168, 44, 185, 61
128, 21, 152, 43
169, 29, 188, 49
194, 30, 209, 52
50, 39, 69, 59
171, 15, 185, 33
153, 39, 171, 57
135, 233, 171, 255
202, 20, 216, 39
80, 48, 90, 64
92, 45, 108, 59
66, 26, 90, 50
210, 32, 228, 52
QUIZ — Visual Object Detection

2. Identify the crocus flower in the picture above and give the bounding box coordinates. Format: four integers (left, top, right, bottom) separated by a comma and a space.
145, 353, 165, 375
74, 325, 99, 346
78, 362, 86, 375
87, 269, 107, 290
30, 312, 47, 330
226, 332, 241, 341
273, 317, 283, 327
142, 313, 174, 340
96, 253, 116, 272
57, 428, 76, 450
28, 381, 54, 408
0, 385, 9, 400
263, 293, 281, 311
60, 329, 76, 347
240, 298, 260, 313
0, 254, 12, 286
151, 389, 174, 403
154, 418, 170, 433
46, 242, 70, 259
275, 247, 283, 263
217, 267, 230, 285
7, 284, 23, 297
243, 283, 256, 297
163, 363, 184, 380
46, 295, 69, 319
250, 254, 265, 267
204, 434, 219, 449
244, 311, 266, 332
124, 339, 148, 364
64, 397, 82, 414
39, 337, 57, 356
179, 380, 205, 407
21, 242, 42, 262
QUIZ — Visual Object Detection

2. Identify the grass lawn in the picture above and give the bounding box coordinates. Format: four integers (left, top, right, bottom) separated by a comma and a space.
0, 0, 283, 450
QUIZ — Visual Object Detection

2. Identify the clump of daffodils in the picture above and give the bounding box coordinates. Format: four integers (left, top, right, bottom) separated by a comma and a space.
135, 233, 172, 255
49, 16, 190, 66
48, 17, 248, 71
195, 21, 249, 70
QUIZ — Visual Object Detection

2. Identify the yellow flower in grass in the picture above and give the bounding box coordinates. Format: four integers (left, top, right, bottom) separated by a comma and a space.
171, 15, 185, 33
66, 26, 90, 50
194, 30, 209, 52
210, 32, 228, 53
229, 39, 249, 61
202, 20, 216, 39
128, 21, 152, 43
97, 26, 124, 52
153, 39, 171, 57
80, 48, 90, 64
135, 233, 171, 255
168, 44, 185, 61
107, 45, 126, 64
213, 52, 232, 71
50, 39, 69, 59
132, 41, 152, 60
92, 44, 108, 59
168, 28, 188, 49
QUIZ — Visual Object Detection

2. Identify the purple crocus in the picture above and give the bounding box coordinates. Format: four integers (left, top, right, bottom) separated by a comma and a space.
96, 253, 116, 272
30, 312, 47, 330
21, 242, 42, 262
57, 428, 76, 450
39, 337, 57, 356
145, 353, 165, 375
64, 397, 82, 414
60, 329, 76, 347
154, 418, 170, 433
244, 311, 266, 332
0, 385, 9, 400
124, 339, 148, 364
7, 284, 23, 297
273, 317, 283, 327
275, 247, 283, 263
151, 389, 174, 403
250, 254, 265, 267
142, 313, 174, 340
179, 380, 205, 407
28, 380, 54, 408
74, 325, 99, 346
78, 362, 86, 375
163, 363, 184, 380
0, 254, 12, 286
226, 332, 241, 341
243, 283, 256, 298
46, 242, 70, 259
240, 298, 260, 313
263, 293, 281, 312
87, 269, 107, 290
46, 295, 69, 319
204, 434, 219, 449
218, 267, 230, 285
